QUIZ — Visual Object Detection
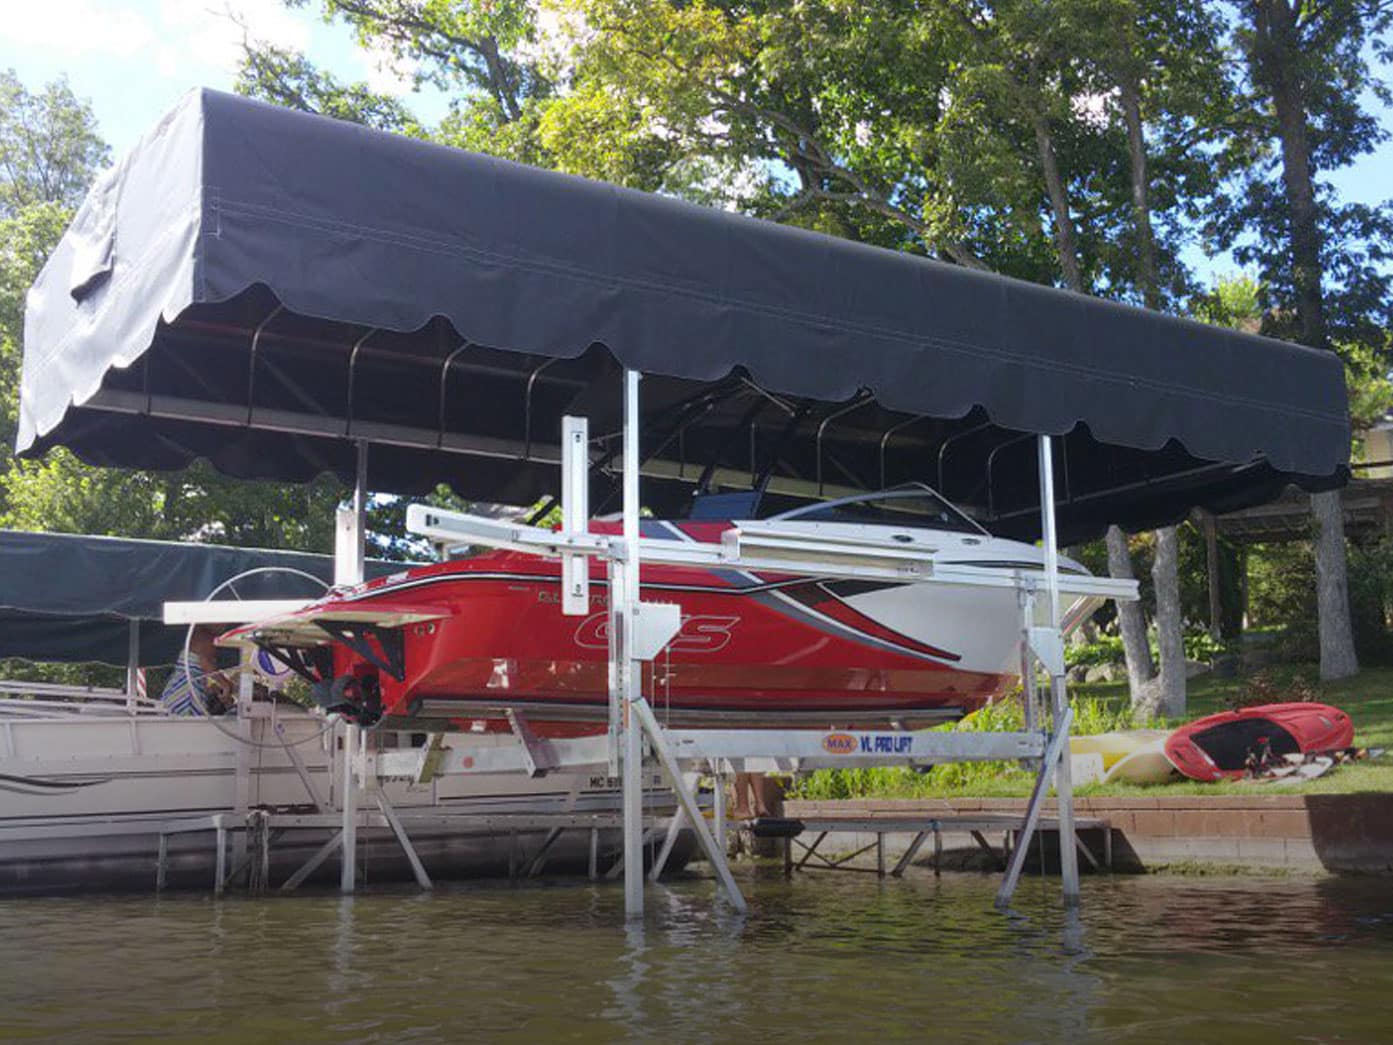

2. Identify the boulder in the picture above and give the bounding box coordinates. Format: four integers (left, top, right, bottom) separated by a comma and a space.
1083, 664, 1117, 684
1184, 658, 1211, 679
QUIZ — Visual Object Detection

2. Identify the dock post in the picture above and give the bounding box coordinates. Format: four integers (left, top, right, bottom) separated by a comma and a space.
214, 815, 227, 897
156, 832, 168, 893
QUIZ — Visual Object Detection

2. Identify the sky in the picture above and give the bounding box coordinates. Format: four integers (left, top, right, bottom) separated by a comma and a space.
0, 0, 452, 151
0, 0, 1389, 283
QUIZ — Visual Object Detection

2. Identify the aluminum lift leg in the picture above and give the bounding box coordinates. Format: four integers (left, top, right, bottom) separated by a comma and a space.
996, 707, 1073, 907
376, 791, 432, 891
649, 806, 687, 882
633, 697, 747, 913
620, 369, 646, 919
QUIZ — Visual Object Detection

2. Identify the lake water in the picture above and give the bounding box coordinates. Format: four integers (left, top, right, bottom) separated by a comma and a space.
2, 870, 1391, 1043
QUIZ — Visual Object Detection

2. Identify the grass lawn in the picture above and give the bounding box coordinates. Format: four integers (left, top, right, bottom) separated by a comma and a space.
790, 664, 1393, 801
1071, 664, 1393, 797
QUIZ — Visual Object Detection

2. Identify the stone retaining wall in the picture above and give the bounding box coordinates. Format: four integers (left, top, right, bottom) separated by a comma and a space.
784, 795, 1393, 873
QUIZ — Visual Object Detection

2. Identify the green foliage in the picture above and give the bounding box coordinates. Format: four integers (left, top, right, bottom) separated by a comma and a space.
0, 69, 376, 557
1212, 1, 1393, 349
235, 43, 426, 134
1243, 537, 1393, 666
1182, 631, 1227, 663
0, 70, 109, 217
1066, 635, 1126, 668
0, 453, 347, 551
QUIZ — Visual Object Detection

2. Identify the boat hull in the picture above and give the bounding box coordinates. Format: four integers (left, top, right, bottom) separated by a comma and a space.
324, 548, 1023, 733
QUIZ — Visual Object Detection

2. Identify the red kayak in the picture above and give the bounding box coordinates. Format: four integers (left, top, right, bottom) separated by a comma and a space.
1164, 702, 1354, 782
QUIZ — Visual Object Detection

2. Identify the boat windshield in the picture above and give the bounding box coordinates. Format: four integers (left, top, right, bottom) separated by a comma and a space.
767, 484, 987, 535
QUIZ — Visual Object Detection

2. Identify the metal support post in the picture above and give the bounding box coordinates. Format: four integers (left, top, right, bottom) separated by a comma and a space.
649, 806, 687, 882
282, 830, 345, 893
338, 440, 369, 894
1019, 591, 1037, 734
620, 369, 646, 919
231, 649, 254, 879
713, 769, 727, 854
1036, 434, 1079, 906
214, 816, 228, 897
274, 718, 327, 811
376, 792, 432, 891
340, 724, 359, 893
125, 620, 140, 713
996, 707, 1073, 907
606, 559, 623, 778
156, 833, 168, 893
632, 697, 747, 913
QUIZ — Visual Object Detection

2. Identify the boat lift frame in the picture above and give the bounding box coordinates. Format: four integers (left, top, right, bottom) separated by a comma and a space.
165, 370, 1135, 913
399, 369, 1136, 916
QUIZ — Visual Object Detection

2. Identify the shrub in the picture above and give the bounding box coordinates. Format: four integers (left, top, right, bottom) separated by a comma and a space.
1065, 635, 1125, 668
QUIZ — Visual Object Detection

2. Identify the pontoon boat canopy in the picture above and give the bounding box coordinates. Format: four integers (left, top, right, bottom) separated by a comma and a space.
18, 89, 1349, 542
0, 530, 393, 666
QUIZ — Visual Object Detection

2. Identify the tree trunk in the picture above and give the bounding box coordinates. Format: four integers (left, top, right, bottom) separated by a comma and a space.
1118, 77, 1161, 311
1106, 525, 1155, 706
1031, 112, 1085, 294
1249, 1, 1358, 679
1117, 68, 1185, 714
1151, 525, 1186, 718
1313, 488, 1358, 679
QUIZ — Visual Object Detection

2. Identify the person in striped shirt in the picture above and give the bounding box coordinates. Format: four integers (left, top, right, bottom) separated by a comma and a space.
160, 626, 233, 716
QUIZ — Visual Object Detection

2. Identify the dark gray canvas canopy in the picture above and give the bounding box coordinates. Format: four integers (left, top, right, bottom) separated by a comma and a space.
0, 530, 395, 666
18, 89, 1349, 543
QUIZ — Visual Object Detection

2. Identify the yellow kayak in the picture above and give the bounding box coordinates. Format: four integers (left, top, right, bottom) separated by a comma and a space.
1069, 730, 1177, 785
1070, 730, 1171, 770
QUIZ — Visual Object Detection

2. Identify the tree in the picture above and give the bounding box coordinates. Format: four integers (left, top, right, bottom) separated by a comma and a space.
0, 70, 357, 555
1069, 0, 1234, 716
263, 0, 557, 165
1224, 0, 1393, 680
0, 71, 109, 218
235, 42, 427, 135
0, 73, 108, 513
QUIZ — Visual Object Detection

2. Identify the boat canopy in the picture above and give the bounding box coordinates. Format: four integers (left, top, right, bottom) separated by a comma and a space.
0, 530, 394, 666
18, 89, 1349, 542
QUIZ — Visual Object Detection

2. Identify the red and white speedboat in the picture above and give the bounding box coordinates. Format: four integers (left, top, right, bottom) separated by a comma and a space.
223, 486, 1093, 735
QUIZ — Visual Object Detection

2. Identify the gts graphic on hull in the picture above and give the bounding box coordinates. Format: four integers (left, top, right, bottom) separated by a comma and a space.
573, 612, 739, 654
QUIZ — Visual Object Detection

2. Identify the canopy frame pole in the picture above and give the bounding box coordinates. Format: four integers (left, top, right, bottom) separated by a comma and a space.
815, 394, 872, 495
337, 439, 369, 894
621, 368, 645, 919
1037, 434, 1079, 905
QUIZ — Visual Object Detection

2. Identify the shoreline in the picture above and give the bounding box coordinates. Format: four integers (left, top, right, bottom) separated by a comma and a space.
781, 795, 1393, 875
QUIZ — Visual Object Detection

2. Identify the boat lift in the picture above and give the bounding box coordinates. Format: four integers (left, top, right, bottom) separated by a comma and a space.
390, 372, 1136, 915
165, 376, 1134, 914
